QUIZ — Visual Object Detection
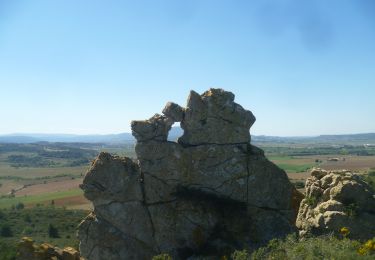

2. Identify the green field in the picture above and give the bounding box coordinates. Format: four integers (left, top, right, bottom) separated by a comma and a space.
267, 155, 317, 173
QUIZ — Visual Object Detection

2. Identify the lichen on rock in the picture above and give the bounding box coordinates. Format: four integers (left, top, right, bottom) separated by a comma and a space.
78, 88, 300, 259
16, 237, 82, 260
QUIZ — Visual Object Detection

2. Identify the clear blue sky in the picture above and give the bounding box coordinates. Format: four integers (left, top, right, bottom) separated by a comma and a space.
0, 0, 374, 136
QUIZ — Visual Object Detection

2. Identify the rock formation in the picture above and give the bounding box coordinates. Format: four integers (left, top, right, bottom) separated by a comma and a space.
78, 88, 300, 259
16, 237, 82, 260
296, 168, 375, 240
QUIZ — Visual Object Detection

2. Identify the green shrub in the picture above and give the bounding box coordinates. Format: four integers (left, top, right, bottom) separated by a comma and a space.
305, 196, 317, 206
363, 170, 375, 190
343, 203, 358, 218
1, 224, 13, 237
251, 234, 374, 260
48, 224, 60, 238
0, 240, 17, 260
15, 202, 25, 210
358, 238, 375, 256
22, 226, 33, 235
293, 181, 305, 189
23, 213, 31, 223
152, 253, 172, 260
232, 249, 250, 260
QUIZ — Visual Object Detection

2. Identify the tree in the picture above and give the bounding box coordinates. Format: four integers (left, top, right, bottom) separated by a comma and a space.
1, 224, 13, 237
23, 214, 31, 223
15, 202, 25, 210
48, 224, 59, 238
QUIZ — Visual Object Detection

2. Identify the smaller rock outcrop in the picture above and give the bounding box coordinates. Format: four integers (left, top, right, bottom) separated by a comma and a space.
296, 168, 375, 240
16, 237, 82, 260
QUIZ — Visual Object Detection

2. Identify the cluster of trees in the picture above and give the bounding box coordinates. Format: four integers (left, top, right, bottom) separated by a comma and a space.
1, 143, 98, 168
7, 155, 56, 168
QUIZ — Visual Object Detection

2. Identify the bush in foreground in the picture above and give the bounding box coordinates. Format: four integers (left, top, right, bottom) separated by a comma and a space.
242, 234, 374, 260
0, 240, 17, 260
151, 234, 375, 259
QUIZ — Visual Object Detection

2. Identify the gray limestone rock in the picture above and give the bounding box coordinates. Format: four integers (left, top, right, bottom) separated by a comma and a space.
79, 152, 142, 206
131, 114, 173, 142
296, 168, 375, 240
178, 89, 256, 146
162, 102, 185, 122
78, 88, 299, 260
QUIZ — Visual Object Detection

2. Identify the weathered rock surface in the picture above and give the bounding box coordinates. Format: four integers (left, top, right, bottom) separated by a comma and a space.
78, 88, 300, 259
296, 168, 375, 240
16, 237, 82, 260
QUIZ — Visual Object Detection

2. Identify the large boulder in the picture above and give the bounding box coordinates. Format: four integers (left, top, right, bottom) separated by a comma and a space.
78, 88, 300, 259
296, 168, 375, 240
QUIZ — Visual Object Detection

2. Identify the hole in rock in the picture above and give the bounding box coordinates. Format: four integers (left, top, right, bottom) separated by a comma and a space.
167, 122, 184, 142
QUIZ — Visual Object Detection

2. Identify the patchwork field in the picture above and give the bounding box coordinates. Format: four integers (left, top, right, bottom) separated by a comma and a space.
0, 189, 90, 209
16, 178, 84, 196
266, 154, 375, 192
0, 143, 96, 210
320, 155, 375, 171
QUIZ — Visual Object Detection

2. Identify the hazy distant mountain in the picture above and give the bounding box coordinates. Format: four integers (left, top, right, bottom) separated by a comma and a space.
252, 133, 375, 145
0, 135, 40, 143
0, 133, 134, 144
0, 129, 374, 145
314, 133, 375, 143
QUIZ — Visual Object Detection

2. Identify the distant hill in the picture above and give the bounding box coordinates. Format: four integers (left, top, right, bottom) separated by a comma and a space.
0, 135, 40, 143
314, 133, 375, 143
252, 133, 375, 145
0, 129, 374, 145
0, 133, 134, 144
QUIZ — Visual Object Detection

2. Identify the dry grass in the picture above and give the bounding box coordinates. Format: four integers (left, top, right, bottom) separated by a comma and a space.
0, 164, 87, 179
16, 178, 83, 196
320, 155, 375, 171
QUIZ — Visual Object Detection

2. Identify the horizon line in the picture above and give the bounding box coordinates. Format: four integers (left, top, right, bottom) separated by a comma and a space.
1, 131, 375, 138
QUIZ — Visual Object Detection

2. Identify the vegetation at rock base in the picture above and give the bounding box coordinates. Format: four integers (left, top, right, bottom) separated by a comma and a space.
152, 253, 173, 260
230, 234, 375, 260
151, 234, 375, 259
0, 205, 87, 260
0, 240, 17, 260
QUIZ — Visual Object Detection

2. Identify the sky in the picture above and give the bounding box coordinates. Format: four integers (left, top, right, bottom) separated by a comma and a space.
0, 0, 374, 136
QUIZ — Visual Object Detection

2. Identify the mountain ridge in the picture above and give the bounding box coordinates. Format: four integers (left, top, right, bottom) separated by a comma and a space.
1, 128, 375, 145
